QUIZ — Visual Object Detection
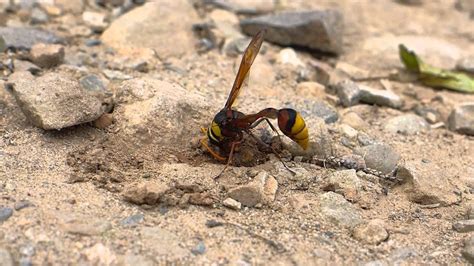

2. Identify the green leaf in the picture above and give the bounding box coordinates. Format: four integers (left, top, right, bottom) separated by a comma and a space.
398, 44, 474, 93
399, 44, 420, 72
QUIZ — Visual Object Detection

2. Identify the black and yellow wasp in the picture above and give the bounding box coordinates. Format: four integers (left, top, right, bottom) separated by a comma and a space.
200, 29, 309, 177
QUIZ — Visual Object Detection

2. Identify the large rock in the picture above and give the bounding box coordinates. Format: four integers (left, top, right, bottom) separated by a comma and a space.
101, 1, 198, 58
8, 71, 111, 130
359, 84, 403, 109
0, 27, 63, 50
384, 114, 429, 135
240, 10, 344, 54
319, 192, 363, 228
448, 103, 474, 136
354, 143, 400, 175
115, 78, 211, 148
228, 171, 278, 207
397, 160, 458, 205
335, 80, 403, 108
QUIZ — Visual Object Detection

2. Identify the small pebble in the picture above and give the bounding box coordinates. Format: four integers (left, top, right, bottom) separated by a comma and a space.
191, 241, 206, 255
121, 213, 144, 227
223, 198, 242, 210
85, 39, 102, 46
0, 207, 13, 222
14, 201, 33, 211
205, 220, 223, 228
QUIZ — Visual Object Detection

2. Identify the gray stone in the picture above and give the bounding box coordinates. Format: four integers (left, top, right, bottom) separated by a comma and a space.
85, 39, 102, 47
335, 80, 362, 107
191, 241, 206, 255
453, 220, 474, 233
319, 192, 363, 228
0, 27, 62, 50
29, 43, 65, 68
0, 248, 13, 266
354, 143, 400, 175
8, 71, 110, 130
357, 132, 375, 146
448, 103, 474, 136
352, 219, 389, 244
384, 114, 429, 135
0, 207, 13, 222
359, 84, 403, 109
240, 10, 344, 54
397, 160, 458, 205
30, 7, 49, 24
335, 80, 403, 108
79, 74, 106, 92
121, 213, 144, 227
14, 200, 33, 211
295, 99, 339, 124
456, 57, 474, 74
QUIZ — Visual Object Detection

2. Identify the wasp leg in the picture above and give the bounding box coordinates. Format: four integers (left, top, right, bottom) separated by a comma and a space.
200, 137, 227, 162
244, 129, 296, 176
249, 118, 280, 134
215, 141, 239, 179
249, 117, 283, 145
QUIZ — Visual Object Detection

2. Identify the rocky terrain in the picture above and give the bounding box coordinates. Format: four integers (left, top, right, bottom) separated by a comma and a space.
1, 0, 474, 265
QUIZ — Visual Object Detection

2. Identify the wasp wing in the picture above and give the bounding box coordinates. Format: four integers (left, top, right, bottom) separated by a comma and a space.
224, 29, 265, 110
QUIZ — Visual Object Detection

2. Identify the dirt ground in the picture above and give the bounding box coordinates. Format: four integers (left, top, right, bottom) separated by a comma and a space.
1, 0, 474, 265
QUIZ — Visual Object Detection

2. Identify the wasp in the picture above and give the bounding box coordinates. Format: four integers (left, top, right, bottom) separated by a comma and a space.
200, 29, 309, 178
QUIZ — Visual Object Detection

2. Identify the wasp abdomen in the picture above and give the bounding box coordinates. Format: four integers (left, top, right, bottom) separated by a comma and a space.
277, 108, 309, 150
